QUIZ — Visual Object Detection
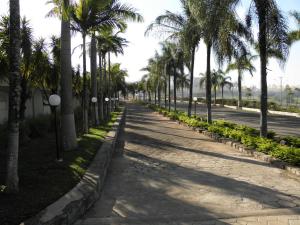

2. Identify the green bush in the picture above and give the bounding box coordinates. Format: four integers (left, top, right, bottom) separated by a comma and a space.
282, 136, 300, 148
147, 103, 300, 166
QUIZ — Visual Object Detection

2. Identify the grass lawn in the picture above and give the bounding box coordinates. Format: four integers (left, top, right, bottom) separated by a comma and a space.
0, 111, 120, 225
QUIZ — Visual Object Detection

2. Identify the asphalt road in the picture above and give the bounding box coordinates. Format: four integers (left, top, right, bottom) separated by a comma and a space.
169, 102, 300, 137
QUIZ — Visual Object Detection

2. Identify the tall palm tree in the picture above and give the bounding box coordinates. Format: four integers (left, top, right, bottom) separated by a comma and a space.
145, 0, 201, 116
200, 70, 227, 105
90, 33, 99, 125
177, 73, 190, 101
245, 0, 289, 137
6, 0, 21, 193
219, 73, 233, 106
47, 0, 78, 150
188, 0, 251, 124
19, 18, 33, 121
226, 53, 257, 109
71, 0, 142, 131
97, 27, 129, 119
160, 42, 175, 111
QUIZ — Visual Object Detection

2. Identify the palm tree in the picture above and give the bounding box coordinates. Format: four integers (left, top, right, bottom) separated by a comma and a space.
47, 0, 78, 150
211, 69, 223, 105
226, 53, 256, 109
90, 33, 99, 125
200, 70, 232, 106
177, 73, 190, 101
19, 18, 33, 121
6, 0, 21, 193
245, 0, 289, 137
97, 27, 128, 119
145, 0, 201, 116
160, 42, 175, 111
71, 0, 142, 130
110, 63, 127, 108
219, 73, 233, 106
188, 0, 251, 124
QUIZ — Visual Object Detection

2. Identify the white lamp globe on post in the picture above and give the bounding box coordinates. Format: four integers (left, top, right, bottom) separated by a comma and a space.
193, 97, 198, 116
49, 94, 61, 107
105, 97, 109, 102
48, 94, 62, 162
91, 97, 97, 103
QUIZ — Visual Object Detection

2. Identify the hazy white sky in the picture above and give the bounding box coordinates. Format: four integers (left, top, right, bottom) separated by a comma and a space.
1, 0, 300, 88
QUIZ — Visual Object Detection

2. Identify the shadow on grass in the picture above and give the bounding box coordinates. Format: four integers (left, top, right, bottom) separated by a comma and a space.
0, 112, 120, 225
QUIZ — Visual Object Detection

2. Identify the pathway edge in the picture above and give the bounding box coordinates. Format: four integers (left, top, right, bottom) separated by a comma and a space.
20, 108, 127, 225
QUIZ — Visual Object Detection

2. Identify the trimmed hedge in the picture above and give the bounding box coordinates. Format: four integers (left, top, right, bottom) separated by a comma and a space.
148, 104, 300, 166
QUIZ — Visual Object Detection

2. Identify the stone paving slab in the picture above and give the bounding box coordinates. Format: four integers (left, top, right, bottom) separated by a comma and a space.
75, 103, 300, 225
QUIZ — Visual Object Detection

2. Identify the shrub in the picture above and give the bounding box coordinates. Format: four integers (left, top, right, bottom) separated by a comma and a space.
256, 138, 278, 154
282, 136, 300, 148
147, 102, 300, 166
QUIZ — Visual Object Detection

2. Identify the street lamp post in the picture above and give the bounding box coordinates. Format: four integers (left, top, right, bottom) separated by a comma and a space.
91, 97, 98, 125
105, 97, 109, 120
193, 97, 198, 116
49, 94, 62, 162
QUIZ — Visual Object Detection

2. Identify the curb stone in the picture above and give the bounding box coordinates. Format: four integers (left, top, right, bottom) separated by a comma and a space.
154, 111, 300, 179
20, 108, 126, 225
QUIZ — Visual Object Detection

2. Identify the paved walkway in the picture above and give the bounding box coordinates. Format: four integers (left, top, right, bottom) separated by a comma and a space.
76, 103, 300, 225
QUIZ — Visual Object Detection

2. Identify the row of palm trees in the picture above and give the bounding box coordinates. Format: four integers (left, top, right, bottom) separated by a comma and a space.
4, 0, 142, 193
139, 0, 299, 138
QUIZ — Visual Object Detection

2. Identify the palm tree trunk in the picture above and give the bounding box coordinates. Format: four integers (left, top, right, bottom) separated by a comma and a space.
158, 82, 161, 106
148, 91, 151, 102
173, 64, 177, 111
258, 5, 268, 137
82, 33, 89, 133
168, 71, 171, 112
188, 47, 196, 117
90, 34, 99, 126
182, 84, 184, 102
238, 70, 242, 109
60, 8, 77, 150
222, 86, 224, 106
6, 0, 21, 193
19, 77, 28, 120
206, 43, 212, 124
154, 87, 157, 105
98, 51, 104, 122
103, 53, 108, 119
214, 86, 217, 105
108, 52, 112, 114
164, 65, 167, 108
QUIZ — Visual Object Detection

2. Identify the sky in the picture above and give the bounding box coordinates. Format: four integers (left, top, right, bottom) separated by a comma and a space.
1, 0, 300, 88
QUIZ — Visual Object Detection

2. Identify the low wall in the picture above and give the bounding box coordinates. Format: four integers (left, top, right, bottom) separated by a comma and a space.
21, 108, 126, 225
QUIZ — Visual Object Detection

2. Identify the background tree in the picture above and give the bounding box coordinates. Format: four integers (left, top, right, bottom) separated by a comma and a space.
177, 73, 190, 101
226, 53, 256, 109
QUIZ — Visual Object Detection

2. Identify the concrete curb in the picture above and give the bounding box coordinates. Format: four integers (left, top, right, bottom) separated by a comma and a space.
221, 105, 300, 118
199, 129, 300, 177
21, 108, 126, 225
154, 111, 300, 178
